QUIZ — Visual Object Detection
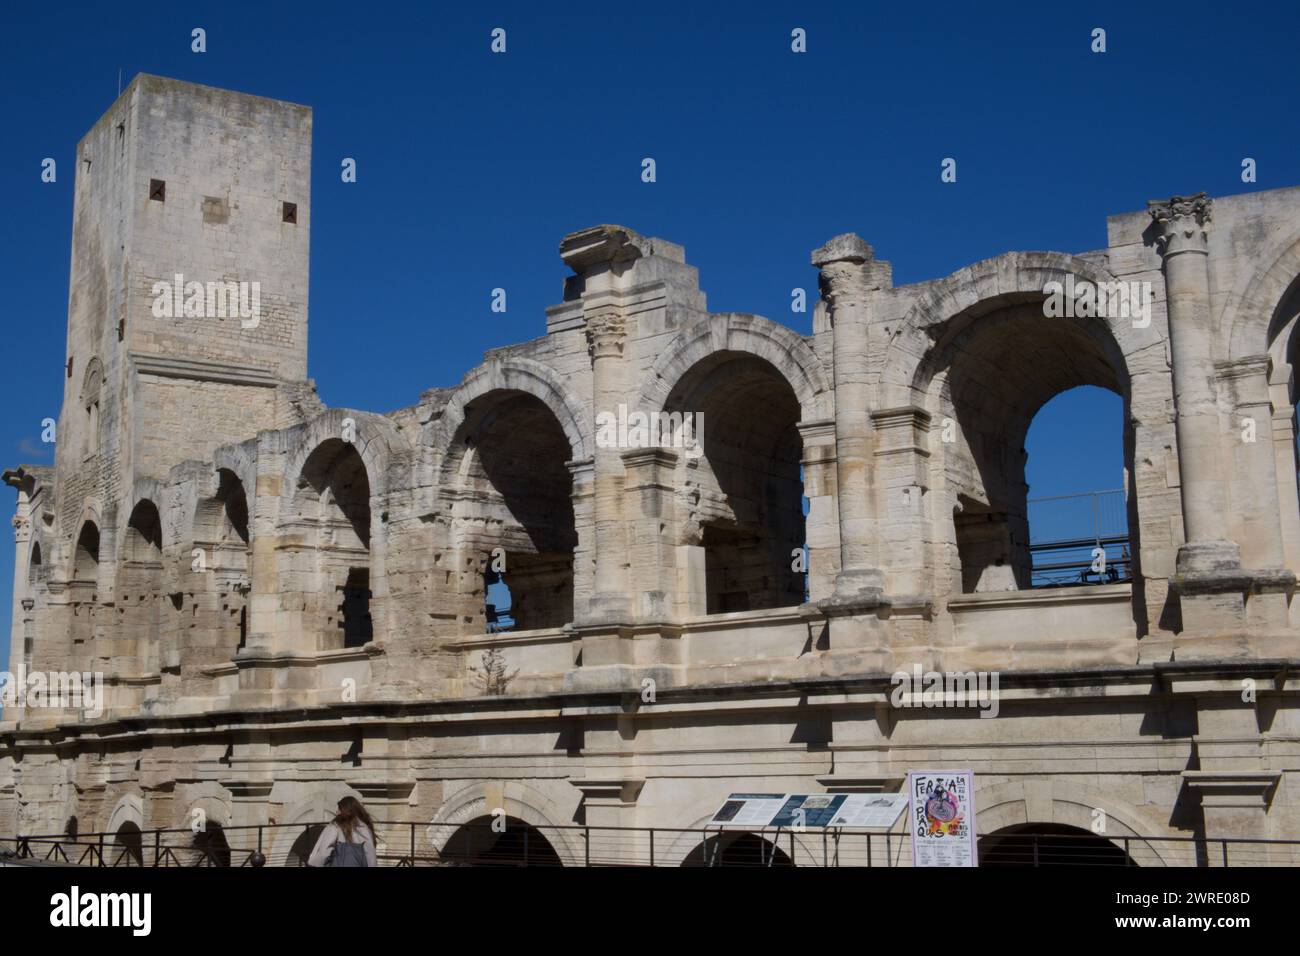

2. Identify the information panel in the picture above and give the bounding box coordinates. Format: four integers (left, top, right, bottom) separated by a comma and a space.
709, 793, 790, 828
907, 770, 978, 867
828, 793, 909, 828
709, 791, 908, 830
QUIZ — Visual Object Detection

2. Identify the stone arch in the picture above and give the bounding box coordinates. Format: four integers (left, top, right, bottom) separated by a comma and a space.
880, 251, 1138, 409
271, 785, 366, 865
633, 312, 833, 422
427, 781, 581, 866
432, 364, 585, 635
433, 357, 593, 463
283, 409, 409, 501
187, 467, 252, 657
174, 786, 233, 858
103, 792, 145, 835
973, 779, 1179, 866
1223, 225, 1300, 362
78, 356, 105, 406
212, 443, 258, 512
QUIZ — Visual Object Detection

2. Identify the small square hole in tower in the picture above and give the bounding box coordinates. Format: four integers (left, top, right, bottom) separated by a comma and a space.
149, 179, 165, 202
282, 201, 297, 224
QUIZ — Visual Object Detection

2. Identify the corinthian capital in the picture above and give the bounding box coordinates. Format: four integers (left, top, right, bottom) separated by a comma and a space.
584, 310, 626, 360
1148, 193, 1212, 255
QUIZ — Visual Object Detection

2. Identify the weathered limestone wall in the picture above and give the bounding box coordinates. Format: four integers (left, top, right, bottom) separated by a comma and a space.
3, 76, 1299, 864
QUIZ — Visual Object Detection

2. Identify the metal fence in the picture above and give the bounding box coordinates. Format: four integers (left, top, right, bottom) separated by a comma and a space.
3, 821, 1297, 868
1028, 489, 1131, 588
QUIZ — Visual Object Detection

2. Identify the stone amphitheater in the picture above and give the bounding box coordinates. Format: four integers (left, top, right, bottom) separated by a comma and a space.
3, 74, 1299, 865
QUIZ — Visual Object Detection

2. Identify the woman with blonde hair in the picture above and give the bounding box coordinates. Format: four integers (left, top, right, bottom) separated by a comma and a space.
307, 796, 378, 867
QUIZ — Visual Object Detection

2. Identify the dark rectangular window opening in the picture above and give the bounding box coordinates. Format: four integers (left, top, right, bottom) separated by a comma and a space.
282, 201, 297, 224
149, 179, 166, 202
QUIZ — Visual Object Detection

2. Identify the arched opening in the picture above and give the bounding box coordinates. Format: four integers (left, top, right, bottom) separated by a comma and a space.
665, 352, 806, 614
291, 440, 373, 649
73, 521, 99, 582
439, 815, 563, 866
1264, 274, 1300, 576
71, 520, 100, 647
286, 824, 325, 867
680, 832, 795, 867
925, 303, 1135, 596
191, 821, 231, 867
112, 820, 144, 866
1024, 386, 1130, 587
447, 392, 576, 633
121, 500, 164, 668
978, 822, 1135, 867
28, 540, 42, 584
193, 469, 252, 655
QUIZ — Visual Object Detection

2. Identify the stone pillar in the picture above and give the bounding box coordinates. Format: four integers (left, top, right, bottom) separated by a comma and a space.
584, 309, 632, 622
560, 226, 647, 626
798, 419, 839, 603
1217, 356, 1292, 626
1148, 195, 1237, 571
621, 448, 680, 619
7, 506, 32, 679
811, 234, 890, 611
569, 776, 644, 865
1148, 194, 1293, 637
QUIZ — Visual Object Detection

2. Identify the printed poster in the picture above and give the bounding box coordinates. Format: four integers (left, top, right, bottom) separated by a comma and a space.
907, 770, 977, 867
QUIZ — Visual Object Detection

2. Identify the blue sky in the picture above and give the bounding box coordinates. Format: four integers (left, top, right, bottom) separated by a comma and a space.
1, 0, 1296, 663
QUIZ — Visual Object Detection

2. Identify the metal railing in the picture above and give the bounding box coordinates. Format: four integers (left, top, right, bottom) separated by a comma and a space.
3, 821, 1298, 868
1028, 489, 1131, 588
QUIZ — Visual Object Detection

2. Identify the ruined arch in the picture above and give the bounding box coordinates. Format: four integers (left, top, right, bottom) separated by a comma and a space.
880, 251, 1139, 408
884, 253, 1143, 616
633, 312, 833, 423
121, 498, 165, 670
284, 409, 408, 501
189, 467, 252, 656
72, 512, 101, 583
435, 378, 580, 634
433, 357, 592, 463
662, 348, 808, 613
1224, 226, 1300, 362
284, 438, 376, 649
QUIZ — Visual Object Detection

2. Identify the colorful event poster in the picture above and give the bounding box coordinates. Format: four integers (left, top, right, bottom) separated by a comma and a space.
907, 771, 978, 867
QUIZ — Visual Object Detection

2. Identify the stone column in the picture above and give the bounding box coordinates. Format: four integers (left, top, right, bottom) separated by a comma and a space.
1150, 195, 1294, 636
811, 234, 889, 611
584, 309, 632, 622
7, 507, 32, 679
1148, 195, 1238, 572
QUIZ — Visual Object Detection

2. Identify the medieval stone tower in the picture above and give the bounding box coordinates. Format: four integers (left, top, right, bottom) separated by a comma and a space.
3, 75, 1300, 866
